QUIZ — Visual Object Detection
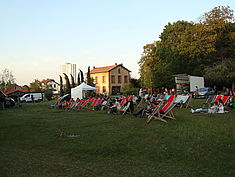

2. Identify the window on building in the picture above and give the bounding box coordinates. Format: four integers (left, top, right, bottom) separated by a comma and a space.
95, 76, 98, 84
103, 86, 106, 92
102, 76, 106, 83
111, 75, 115, 83
118, 76, 121, 83
54, 84, 56, 88
118, 69, 121, 74
124, 75, 128, 83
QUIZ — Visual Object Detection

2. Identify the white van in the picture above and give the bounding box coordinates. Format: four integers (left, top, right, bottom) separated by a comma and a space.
20, 93, 44, 103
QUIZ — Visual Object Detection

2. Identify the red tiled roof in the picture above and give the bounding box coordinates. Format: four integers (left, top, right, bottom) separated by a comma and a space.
4, 89, 28, 95
90, 64, 131, 74
41, 79, 55, 84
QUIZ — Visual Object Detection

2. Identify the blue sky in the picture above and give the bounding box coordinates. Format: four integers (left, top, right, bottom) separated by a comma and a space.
0, 0, 234, 85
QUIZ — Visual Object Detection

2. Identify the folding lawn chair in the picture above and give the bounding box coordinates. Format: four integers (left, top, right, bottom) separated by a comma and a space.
213, 95, 223, 103
221, 95, 230, 105
120, 102, 131, 115
204, 95, 216, 105
147, 102, 176, 123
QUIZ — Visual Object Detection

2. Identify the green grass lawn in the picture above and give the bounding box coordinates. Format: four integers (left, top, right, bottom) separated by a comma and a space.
0, 99, 235, 177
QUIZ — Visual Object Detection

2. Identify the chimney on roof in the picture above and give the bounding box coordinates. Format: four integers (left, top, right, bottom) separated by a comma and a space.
115, 63, 117, 65
93, 66, 95, 69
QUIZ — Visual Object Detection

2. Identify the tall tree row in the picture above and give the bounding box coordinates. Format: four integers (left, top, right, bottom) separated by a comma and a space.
139, 6, 235, 90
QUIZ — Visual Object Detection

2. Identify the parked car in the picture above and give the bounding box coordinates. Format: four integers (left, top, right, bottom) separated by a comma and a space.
196, 87, 215, 98
58, 94, 71, 102
20, 93, 44, 102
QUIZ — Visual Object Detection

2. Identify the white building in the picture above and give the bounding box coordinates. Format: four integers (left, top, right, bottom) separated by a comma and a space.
60, 63, 77, 84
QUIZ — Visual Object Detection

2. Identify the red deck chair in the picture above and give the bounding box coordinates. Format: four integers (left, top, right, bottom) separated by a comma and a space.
80, 99, 90, 108
166, 95, 175, 103
119, 99, 126, 108
221, 95, 230, 105
147, 102, 176, 123
214, 95, 223, 103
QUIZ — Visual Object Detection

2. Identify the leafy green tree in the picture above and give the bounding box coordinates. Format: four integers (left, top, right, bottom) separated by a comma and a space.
204, 59, 235, 90
44, 89, 53, 101
29, 79, 42, 92
139, 6, 235, 90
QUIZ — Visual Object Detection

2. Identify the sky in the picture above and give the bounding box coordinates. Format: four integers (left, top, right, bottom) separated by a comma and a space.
0, 0, 234, 85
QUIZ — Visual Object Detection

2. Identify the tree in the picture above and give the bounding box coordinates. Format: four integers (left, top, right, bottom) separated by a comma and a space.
59, 75, 64, 96
204, 59, 235, 90
0, 68, 15, 90
70, 74, 76, 88
63, 73, 71, 94
80, 69, 84, 83
44, 89, 53, 101
29, 79, 42, 92
139, 6, 235, 90
77, 72, 81, 85
86, 66, 91, 85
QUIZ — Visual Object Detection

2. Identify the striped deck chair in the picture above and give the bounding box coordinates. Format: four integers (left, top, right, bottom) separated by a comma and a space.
166, 95, 175, 103
183, 95, 192, 108
119, 99, 126, 109
174, 95, 188, 108
66, 101, 77, 110
120, 102, 131, 115
74, 99, 84, 109
221, 95, 230, 105
147, 102, 176, 123
204, 95, 216, 105
214, 95, 223, 103
146, 101, 164, 122
80, 99, 90, 108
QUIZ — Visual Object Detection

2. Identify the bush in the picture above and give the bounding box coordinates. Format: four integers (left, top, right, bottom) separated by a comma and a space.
44, 90, 53, 101
123, 85, 139, 96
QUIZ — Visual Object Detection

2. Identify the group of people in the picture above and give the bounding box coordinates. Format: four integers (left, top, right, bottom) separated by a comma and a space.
191, 98, 225, 114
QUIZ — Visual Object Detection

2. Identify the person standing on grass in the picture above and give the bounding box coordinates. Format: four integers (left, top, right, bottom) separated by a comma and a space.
194, 86, 199, 97
31, 95, 34, 103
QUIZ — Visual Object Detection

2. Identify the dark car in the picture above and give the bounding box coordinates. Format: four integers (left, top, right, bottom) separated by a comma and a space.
5, 97, 16, 108
196, 87, 215, 98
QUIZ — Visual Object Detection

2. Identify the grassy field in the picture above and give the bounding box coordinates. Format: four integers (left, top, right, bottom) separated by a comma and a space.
0, 99, 235, 177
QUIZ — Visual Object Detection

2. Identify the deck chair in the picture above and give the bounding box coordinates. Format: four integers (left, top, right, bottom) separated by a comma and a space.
120, 102, 131, 115
182, 95, 191, 108
174, 95, 189, 108
119, 99, 126, 109
221, 95, 230, 105
204, 95, 216, 105
157, 94, 165, 102
146, 101, 164, 121
166, 95, 175, 103
214, 95, 223, 103
147, 102, 176, 123
80, 99, 90, 108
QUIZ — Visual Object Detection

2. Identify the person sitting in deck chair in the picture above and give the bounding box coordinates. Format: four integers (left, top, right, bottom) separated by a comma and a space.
108, 99, 120, 114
